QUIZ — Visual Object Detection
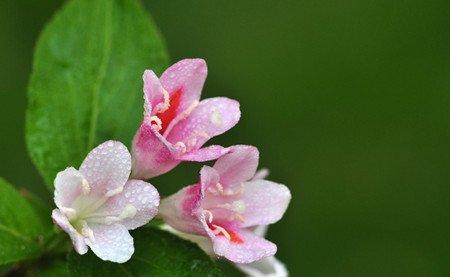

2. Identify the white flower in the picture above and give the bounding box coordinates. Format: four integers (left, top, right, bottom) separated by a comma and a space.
51, 141, 159, 263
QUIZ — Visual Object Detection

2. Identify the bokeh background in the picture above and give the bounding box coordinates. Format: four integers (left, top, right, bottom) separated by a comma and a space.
1, 0, 449, 276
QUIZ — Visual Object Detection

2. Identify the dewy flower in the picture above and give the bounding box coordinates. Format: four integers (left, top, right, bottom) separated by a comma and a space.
159, 145, 291, 263
131, 58, 241, 179
51, 141, 160, 263
160, 224, 288, 277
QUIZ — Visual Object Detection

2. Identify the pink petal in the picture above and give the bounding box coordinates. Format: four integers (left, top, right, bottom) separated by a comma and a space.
241, 180, 291, 228
131, 121, 181, 179
143, 70, 165, 115
52, 209, 88, 255
160, 58, 207, 113
179, 145, 230, 162
79, 141, 131, 196
251, 168, 270, 181
85, 223, 134, 263
54, 167, 83, 209
159, 184, 206, 235
199, 165, 220, 193
166, 97, 240, 150
98, 180, 160, 230
212, 229, 277, 264
213, 145, 259, 187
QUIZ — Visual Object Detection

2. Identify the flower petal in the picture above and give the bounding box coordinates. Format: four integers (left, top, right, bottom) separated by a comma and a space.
131, 121, 181, 179
99, 180, 160, 230
54, 167, 84, 209
79, 141, 131, 196
241, 180, 291, 228
212, 229, 277, 264
52, 209, 88, 255
166, 97, 240, 151
143, 70, 165, 115
213, 145, 259, 187
235, 255, 288, 277
86, 223, 134, 263
159, 184, 205, 235
160, 58, 207, 112
179, 145, 230, 162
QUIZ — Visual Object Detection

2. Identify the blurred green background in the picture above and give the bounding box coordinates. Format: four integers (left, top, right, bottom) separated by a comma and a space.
1, 0, 449, 276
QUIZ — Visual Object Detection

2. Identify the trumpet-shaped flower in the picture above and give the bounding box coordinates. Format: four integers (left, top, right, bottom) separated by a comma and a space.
51, 141, 160, 263
131, 58, 240, 179
159, 145, 291, 263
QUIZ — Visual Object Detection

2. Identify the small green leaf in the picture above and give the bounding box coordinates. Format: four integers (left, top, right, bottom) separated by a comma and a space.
68, 228, 224, 276
0, 178, 49, 265
26, 0, 169, 189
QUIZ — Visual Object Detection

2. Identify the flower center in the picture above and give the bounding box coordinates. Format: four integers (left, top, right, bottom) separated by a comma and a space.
202, 182, 246, 244
62, 179, 137, 242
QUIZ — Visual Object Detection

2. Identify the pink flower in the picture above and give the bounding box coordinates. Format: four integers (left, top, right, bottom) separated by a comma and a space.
51, 141, 160, 263
159, 146, 291, 263
131, 59, 241, 179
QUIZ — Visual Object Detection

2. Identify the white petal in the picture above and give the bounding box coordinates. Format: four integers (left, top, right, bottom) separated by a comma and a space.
86, 223, 134, 263
54, 167, 84, 209
51, 209, 88, 254
235, 255, 288, 277
241, 180, 291, 228
99, 180, 160, 230
79, 141, 131, 196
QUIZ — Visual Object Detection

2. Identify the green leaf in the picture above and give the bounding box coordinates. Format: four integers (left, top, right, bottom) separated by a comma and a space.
26, 0, 169, 189
26, 258, 69, 277
0, 178, 49, 265
68, 228, 224, 276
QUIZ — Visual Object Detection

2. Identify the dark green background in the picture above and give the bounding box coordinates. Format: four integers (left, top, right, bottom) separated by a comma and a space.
1, 0, 449, 276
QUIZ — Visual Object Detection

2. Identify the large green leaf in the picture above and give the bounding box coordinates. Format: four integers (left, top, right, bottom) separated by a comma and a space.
0, 178, 49, 265
68, 228, 224, 276
26, 0, 169, 189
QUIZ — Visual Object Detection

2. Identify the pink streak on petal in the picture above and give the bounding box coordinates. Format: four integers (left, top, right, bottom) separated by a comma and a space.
131, 121, 180, 179
159, 184, 206, 235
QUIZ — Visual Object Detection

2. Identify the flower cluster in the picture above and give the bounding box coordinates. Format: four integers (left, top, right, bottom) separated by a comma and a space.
52, 59, 291, 274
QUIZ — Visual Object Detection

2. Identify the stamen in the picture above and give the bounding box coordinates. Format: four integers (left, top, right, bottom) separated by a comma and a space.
211, 224, 231, 240
149, 116, 163, 131
185, 131, 210, 151
81, 220, 94, 241
61, 207, 77, 219
173, 141, 187, 154
154, 89, 170, 113
223, 183, 245, 196
105, 186, 124, 197
81, 179, 90, 195
118, 205, 137, 220
202, 210, 214, 223
162, 100, 199, 137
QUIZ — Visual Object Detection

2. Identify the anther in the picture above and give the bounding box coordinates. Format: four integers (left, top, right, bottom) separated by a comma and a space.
202, 210, 214, 223
211, 224, 231, 240
81, 179, 90, 195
